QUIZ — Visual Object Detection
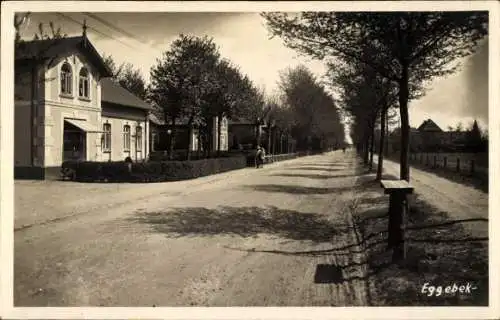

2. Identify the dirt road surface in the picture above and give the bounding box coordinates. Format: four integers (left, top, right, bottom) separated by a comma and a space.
15, 151, 369, 306
377, 157, 488, 239
14, 151, 488, 306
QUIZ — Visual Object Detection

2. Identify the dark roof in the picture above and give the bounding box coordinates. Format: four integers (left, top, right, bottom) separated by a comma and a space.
101, 78, 151, 110
15, 36, 112, 77
417, 119, 443, 132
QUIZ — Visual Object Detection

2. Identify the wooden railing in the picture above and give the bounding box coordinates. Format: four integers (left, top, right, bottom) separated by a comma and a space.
264, 153, 299, 164
408, 152, 488, 177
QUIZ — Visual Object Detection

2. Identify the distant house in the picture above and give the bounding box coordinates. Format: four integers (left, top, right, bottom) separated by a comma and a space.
388, 118, 469, 153
15, 31, 151, 180
100, 78, 151, 162
149, 113, 297, 155
417, 119, 443, 132
149, 112, 229, 153
228, 118, 258, 149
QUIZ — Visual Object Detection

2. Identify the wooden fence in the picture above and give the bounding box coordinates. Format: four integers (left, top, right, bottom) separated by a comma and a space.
408, 152, 488, 177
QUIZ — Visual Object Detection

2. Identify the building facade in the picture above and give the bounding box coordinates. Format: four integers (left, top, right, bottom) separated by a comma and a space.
14, 35, 151, 179
387, 119, 470, 153
149, 114, 228, 153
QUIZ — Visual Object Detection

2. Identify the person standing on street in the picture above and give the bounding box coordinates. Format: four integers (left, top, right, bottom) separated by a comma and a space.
255, 146, 265, 168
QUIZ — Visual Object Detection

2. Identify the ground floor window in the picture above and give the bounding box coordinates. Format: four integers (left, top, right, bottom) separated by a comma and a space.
136, 126, 143, 151
151, 132, 158, 152
103, 123, 111, 152
123, 125, 131, 151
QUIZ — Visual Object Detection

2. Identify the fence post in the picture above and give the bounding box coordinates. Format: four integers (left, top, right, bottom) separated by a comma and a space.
426, 154, 430, 166
444, 156, 447, 169
433, 155, 437, 168
456, 157, 460, 172
470, 159, 475, 174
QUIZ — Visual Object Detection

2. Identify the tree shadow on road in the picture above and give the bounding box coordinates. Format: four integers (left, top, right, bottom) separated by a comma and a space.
242, 184, 355, 195
286, 167, 347, 172
351, 176, 489, 306
270, 173, 338, 180
129, 206, 345, 243
271, 173, 364, 180
293, 162, 348, 166
224, 165, 489, 306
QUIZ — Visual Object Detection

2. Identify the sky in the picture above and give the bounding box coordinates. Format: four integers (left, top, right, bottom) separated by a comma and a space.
18, 12, 490, 141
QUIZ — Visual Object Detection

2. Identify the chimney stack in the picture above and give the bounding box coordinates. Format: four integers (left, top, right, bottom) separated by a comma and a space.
82, 19, 88, 46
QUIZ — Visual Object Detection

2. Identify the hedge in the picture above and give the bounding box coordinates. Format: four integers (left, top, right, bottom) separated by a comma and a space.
264, 153, 299, 164
149, 150, 243, 161
61, 156, 247, 183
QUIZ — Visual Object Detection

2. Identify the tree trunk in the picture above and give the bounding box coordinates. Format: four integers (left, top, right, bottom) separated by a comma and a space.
208, 118, 214, 157
272, 127, 276, 155
169, 118, 177, 160
255, 122, 261, 148
187, 119, 193, 161
202, 131, 209, 158
268, 127, 272, 154
271, 128, 275, 155
385, 107, 389, 157
399, 65, 411, 182
217, 115, 222, 156
280, 132, 283, 154
369, 122, 375, 171
377, 105, 387, 180
363, 133, 370, 165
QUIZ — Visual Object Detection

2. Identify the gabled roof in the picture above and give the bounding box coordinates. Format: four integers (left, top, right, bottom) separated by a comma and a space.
15, 36, 112, 77
417, 119, 443, 132
101, 78, 151, 111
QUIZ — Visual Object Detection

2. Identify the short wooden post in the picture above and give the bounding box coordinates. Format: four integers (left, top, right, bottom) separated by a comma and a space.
456, 157, 460, 172
381, 180, 414, 262
426, 154, 430, 166
433, 155, 437, 168
470, 159, 475, 174
444, 156, 447, 169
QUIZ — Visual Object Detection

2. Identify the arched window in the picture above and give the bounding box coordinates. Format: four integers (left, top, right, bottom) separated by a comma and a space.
102, 123, 111, 152
60, 63, 72, 95
79, 67, 90, 98
136, 126, 143, 152
123, 125, 131, 151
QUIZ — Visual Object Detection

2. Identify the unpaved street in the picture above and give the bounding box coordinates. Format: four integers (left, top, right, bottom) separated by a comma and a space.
377, 157, 488, 239
15, 151, 369, 306
14, 151, 489, 306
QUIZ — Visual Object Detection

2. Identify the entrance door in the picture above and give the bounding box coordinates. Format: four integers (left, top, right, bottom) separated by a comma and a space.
63, 121, 87, 161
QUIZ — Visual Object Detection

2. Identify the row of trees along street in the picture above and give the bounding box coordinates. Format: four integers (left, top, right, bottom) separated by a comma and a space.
105, 34, 346, 160
262, 12, 488, 182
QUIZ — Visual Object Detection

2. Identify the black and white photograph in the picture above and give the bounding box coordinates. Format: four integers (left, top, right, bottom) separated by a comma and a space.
1, 1, 498, 319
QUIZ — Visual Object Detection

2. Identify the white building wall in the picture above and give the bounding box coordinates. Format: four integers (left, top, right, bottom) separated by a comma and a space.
45, 52, 100, 109
47, 104, 102, 166
212, 116, 229, 151
42, 53, 102, 167
16, 51, 150, 170
100, 116, 148, 162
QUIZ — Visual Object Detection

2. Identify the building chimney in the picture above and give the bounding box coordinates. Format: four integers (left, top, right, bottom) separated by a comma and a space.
82, 19, 88, 46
